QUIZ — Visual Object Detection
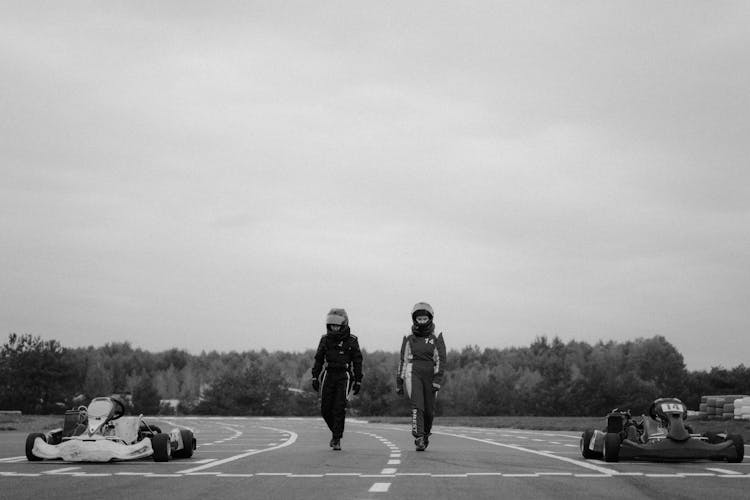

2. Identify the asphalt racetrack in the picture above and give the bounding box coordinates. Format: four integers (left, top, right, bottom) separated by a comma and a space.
1, 417, 747, 499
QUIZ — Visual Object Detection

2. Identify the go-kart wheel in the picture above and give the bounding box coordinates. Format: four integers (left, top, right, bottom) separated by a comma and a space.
603, 432, 621, 462
171, 429, 195, 459
152, 433, 171, 462
580, 429, 602, 459
727, 434, 744, 463
25, 433, 46, 461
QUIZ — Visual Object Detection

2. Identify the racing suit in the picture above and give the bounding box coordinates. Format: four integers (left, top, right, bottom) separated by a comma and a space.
397, 328, 446, 439
311, 328, 363, 440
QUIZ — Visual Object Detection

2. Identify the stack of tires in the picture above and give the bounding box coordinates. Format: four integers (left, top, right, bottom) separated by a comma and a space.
734, 397, 750, 420
699, 395, 748, 419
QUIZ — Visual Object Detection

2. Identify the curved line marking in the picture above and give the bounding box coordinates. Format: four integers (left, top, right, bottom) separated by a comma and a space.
177, 426, 297, 474
434, 430, 619, 475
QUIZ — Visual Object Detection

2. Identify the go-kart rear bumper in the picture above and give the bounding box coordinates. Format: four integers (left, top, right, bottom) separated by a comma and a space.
31, 436, 153, 462
618, 437, 739, 461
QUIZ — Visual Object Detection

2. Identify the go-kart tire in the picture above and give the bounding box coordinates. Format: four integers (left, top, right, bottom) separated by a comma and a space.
152, 433, 171, 462
727, 434, 744, 463
25, 433, 46, 461
171, 429, 195, 459
580, 429, 602, 459
603, 432, 621, 462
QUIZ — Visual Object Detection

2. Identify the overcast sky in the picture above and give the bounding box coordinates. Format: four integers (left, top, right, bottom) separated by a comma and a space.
2, 2, 748, 370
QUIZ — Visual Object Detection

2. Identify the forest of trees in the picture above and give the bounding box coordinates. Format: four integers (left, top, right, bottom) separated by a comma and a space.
1, 332, 748, 417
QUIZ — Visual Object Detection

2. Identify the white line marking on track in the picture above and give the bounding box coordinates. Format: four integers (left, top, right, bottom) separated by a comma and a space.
0, 456, 26, 463
435, 430, 620, 475
177, 426, 297, 474
381, 468, 397, 474
369, 483, 391, 493
387, 460, 400, 465
707, 467, 742, 475
44, 467, 80, 474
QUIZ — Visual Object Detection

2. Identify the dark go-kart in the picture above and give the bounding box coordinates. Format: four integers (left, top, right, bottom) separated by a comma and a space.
580, 397, 743, 463
25, 396, 196, 462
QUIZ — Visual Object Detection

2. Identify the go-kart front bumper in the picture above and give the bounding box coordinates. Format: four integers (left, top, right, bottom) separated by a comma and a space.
618, 437, 740, 462
31, 436, 153, 462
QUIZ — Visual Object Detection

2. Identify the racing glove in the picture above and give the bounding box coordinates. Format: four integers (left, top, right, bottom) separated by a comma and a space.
352, 381, 361, 395
396, 377, 404, 395
312, 378, 320, 392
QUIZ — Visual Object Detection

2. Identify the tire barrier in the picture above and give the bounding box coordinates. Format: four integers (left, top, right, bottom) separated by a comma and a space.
697, 395, 749, 420
733, 396, 750, 420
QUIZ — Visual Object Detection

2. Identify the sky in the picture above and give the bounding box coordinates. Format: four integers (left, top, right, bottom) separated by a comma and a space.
2, 1, 748, 371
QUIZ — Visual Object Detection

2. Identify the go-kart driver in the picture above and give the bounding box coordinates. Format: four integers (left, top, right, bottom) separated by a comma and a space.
311, 308, 363, 451
397, 302, 447, 451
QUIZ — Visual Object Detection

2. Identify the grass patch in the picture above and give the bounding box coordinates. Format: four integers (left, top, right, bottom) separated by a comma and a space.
0, 414, 62, 433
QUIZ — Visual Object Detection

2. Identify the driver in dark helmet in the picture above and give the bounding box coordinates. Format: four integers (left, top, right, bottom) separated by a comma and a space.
396, 302, 447, 451
311, 308, 363, 450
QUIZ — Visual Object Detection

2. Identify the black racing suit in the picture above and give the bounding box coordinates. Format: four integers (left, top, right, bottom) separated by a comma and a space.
398, 328, 446, 438
311, 328, 363, 439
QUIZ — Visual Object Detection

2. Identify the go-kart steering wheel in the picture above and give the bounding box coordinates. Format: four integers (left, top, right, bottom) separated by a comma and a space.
111, 397, 125, 420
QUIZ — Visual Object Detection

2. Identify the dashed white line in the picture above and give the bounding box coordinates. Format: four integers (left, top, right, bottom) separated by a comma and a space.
707, 467, 742, 475
369, 483, 391, 493
43, 467, 79, 475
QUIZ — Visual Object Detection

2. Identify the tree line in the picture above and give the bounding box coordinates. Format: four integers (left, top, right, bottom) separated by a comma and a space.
1, 333, 748, 417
